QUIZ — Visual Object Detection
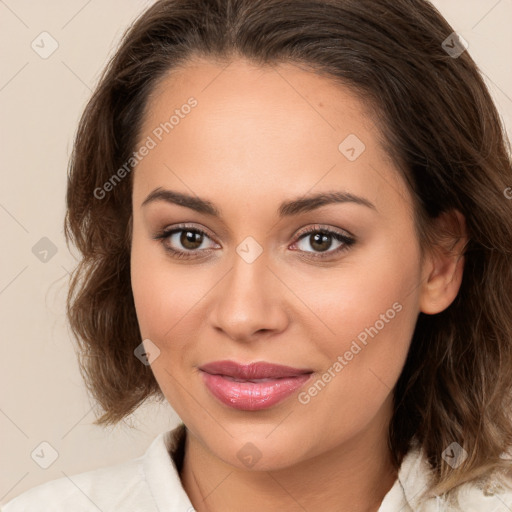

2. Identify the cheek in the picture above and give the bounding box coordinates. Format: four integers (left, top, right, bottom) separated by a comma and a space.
130, 231, 188, 341
295, 290, 417, 449
130, 232, 216, 357
130, 243, 200, 407
299, 228, 420, 347
295, 231, 421, 407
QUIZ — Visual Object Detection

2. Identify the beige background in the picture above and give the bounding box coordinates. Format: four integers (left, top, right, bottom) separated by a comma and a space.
1, 0, 511, 504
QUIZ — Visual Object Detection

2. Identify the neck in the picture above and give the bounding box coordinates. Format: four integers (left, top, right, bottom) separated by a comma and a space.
179, 421, 398, 512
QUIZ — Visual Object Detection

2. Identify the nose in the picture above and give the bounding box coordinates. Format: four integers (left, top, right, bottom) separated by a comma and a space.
209, 250, 289, 343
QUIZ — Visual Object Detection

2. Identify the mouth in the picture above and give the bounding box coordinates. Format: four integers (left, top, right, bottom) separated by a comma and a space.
198, 360, 314, 411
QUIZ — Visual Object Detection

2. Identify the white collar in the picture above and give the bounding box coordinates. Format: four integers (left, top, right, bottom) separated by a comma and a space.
143, 426, 194, 510
146, 425, 512, 511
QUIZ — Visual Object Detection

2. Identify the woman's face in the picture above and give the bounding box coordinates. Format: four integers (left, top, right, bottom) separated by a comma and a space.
130, 58, 428, 470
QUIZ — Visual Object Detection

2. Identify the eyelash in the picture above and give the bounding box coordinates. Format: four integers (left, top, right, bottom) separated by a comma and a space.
153, 223, 356, 261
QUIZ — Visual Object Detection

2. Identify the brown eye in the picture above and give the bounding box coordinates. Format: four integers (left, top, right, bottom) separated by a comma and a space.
308, 232, 334, 252
153, 224, 219, 260
179, 229, 204, 250
293, 226, 356, 259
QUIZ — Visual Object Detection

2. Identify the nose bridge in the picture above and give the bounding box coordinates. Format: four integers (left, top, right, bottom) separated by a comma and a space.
211, 237, 287, 339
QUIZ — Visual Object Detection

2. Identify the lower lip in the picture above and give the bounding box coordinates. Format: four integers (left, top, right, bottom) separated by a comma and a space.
200, 371, 312, 411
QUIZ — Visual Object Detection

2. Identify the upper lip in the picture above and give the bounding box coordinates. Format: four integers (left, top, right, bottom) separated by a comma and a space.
199, 360, 313, 379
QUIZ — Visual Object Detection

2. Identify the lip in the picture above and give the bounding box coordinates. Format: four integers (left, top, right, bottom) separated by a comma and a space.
199, 360, 313, 379
199, 360, 313, 411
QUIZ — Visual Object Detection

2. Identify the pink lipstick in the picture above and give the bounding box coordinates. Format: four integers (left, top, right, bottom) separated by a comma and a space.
199, 360, 313, 411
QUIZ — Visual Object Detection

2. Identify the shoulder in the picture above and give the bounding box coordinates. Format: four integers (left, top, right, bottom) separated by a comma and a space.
393, 442, 512, 511
1, 455, 151, 512
0, 430, 183, 512
449, 475, 512, 511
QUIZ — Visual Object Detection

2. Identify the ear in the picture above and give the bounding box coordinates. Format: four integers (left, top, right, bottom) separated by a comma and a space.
419, 209, 468, 315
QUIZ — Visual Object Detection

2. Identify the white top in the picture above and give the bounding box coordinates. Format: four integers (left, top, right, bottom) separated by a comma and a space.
2, 424, 511, 511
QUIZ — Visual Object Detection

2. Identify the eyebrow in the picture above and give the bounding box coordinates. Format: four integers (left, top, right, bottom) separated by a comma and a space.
141, 187, 377, 217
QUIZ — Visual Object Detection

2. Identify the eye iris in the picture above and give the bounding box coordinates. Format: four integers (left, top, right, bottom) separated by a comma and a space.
181, 230, 203, 250
310, 232, 332, 252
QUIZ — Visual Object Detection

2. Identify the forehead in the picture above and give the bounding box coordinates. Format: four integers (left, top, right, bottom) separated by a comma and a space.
133, 57, 411, 216
140, 57, 376, 150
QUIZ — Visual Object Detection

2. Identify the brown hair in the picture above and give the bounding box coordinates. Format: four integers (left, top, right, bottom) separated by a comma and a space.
64, 0, 512, 497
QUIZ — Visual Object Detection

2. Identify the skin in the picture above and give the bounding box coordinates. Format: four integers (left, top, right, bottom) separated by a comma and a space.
130, 58, 467, 512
